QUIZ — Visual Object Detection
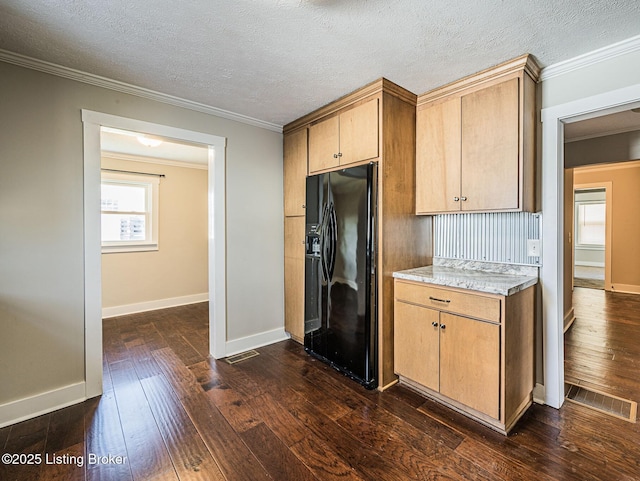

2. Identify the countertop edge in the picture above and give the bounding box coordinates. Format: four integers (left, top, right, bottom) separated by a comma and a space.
392, 268, 539, 297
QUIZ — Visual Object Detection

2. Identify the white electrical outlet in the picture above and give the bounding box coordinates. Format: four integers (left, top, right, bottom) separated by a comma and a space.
527, 239, 540, 257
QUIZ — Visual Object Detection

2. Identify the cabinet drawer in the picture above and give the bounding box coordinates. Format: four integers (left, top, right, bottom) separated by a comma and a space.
394, 281, 500, 323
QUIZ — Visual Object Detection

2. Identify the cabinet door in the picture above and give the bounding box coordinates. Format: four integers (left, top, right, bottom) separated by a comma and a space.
339, 98, 379, 166
284, 216, 306, 343
439, 313, 500, 419
416, 97, 462, 214
394, 301, 439, 391
461, 78, 519, 211
284, 128, 308, 217
308, 115, 340, 174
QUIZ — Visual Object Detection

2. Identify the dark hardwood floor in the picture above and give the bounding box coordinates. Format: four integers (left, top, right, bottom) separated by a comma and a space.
2, 300, 640, 481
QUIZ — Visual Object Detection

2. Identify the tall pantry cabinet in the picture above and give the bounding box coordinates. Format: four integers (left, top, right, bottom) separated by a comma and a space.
283, 78, 432, 389
283, 128, 307, 343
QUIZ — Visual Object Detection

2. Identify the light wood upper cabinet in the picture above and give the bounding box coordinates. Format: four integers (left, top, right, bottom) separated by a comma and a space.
339, 98, 379, 166
308, 116, 339, 173
284, 216, 305, 343
416, 54, 539, 214
308, 98, 379, 174
283, 128, 308, 217
416, 97, 461, 213
461, 78, 520, 211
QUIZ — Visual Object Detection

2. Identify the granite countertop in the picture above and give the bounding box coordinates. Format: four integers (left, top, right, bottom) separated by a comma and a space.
393, 259, 538, 296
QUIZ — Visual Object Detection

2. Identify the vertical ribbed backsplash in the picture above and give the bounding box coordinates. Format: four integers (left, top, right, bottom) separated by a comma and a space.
434, 212, 542, 266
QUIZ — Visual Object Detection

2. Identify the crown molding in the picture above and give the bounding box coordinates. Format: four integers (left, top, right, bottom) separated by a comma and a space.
540, 34, 640, 81
0, 49, 283, 133
565, 125, 640, 143
101, 151, 208, 170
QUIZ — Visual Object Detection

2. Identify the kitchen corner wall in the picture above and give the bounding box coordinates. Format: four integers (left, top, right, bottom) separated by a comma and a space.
101, 156, 208, 314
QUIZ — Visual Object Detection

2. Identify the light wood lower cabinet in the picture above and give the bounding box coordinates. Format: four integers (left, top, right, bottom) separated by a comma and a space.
284, 216, 305, 343
394, 279, 534, 434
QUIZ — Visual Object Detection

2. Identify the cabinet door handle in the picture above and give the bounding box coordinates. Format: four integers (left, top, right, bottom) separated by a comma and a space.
440, 324, 446, 330
461, 196, 468, 201
431, 321, 438, 327
302, 204, 306, 209
453, 196, 460, 202
429, 296, 451, 304
333, 154, 338, 158
337, 152, 342, 157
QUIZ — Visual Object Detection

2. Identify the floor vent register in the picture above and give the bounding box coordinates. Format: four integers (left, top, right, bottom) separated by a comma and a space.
225, 350, 260, 365
565, 382, 637, 423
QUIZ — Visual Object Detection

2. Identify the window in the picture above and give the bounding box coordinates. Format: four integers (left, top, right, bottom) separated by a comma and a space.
101, 171, 159, 253
575, 200, 605, 248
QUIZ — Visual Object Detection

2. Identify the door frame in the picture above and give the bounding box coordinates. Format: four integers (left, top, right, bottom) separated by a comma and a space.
572, 182, 612, 290
82, 110, 227, 398
541, 83, 640, 409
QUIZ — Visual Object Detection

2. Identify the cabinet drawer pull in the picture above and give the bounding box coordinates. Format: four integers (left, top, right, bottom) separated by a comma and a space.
429, 296, 451, 304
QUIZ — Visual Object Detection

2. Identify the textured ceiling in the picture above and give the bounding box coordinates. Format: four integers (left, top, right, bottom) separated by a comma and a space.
1, 0, 639, 127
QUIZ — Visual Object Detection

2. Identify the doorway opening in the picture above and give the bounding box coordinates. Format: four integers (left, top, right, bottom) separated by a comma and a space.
572, 183, 611, 292
82, 110, 227, 399
541, 82, 640, 409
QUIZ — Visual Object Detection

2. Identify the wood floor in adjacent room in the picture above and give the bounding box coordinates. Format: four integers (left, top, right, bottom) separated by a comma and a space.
2, 301, 640, 481
565, 286, 640, 406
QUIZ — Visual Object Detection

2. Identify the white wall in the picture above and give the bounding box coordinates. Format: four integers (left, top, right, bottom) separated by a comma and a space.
0, 60, 284, 422
539, 35, 640, 407
542, 46, 640, 109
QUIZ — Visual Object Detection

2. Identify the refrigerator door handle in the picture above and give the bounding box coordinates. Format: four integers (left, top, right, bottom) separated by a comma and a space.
328, 202, 338, 282
319, 203, 330, 283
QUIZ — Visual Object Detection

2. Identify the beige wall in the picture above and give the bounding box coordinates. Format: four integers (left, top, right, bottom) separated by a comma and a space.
574, 161, 640, 291
0, 60, 284, 410
565, 131, 640, 168
101, 156, 208, 309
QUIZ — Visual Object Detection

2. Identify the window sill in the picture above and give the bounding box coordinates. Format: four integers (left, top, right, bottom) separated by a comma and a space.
102, 244, 158, 254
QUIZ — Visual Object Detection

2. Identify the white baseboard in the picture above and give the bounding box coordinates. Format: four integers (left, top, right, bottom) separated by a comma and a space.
0, 382, 86, 428
533, 383, 546, 405
224, 327, 289, 358
563, 308, 576, 333
610, 284, 640, 295
102, 293, 208, 318
574, 261, 605, 267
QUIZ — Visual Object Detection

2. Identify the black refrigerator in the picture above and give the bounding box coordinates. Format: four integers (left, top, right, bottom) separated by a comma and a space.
304, 163, 377, 389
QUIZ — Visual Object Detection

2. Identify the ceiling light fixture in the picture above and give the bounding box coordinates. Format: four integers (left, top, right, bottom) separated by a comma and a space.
137, 136, 163, 147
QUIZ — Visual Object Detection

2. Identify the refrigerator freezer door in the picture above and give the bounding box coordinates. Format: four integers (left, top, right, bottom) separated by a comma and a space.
304, 164, 377, 389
